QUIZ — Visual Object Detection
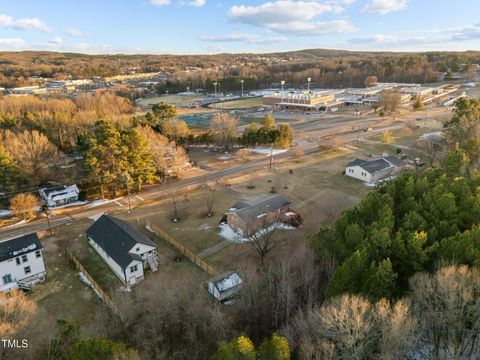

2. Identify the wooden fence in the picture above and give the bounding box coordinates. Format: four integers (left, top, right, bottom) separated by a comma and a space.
146, 221, 219, 277
68, 252, 124, 321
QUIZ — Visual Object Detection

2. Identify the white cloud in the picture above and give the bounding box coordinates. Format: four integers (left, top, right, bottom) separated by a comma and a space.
187, 0, 205, 7
363, 0, 408, 15
150, 0, 171, 6
0, 14, 50, 32
0, 38, 26, 49
349, 24, 480, 49
198, 33, 288, 44
228, 1, 356, 36
65, 28, 85, 37
48, 36, 64, 45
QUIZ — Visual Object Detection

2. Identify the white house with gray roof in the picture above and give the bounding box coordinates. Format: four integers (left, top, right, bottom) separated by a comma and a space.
345, 156, 410, 184
0, 233, 46, 292
86, 215, 158, 286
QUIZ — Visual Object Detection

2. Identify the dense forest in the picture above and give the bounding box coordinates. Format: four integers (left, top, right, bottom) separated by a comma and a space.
1, 49, 480, 91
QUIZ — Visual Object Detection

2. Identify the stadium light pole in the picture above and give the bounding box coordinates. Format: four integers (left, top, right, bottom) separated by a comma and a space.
307, 77, 311, 92
281, 80, 285, 109
240, 79, 244, 97
213, 82, 218, 98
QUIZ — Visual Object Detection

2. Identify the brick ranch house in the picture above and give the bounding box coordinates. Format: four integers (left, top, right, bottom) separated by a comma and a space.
225, 194, 292, 237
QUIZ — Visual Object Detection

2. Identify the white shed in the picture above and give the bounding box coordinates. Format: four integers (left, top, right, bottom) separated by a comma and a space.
208, 271, 242, 302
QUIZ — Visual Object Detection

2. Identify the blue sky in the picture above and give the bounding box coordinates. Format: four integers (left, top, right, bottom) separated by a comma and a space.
0, 0, 479, 54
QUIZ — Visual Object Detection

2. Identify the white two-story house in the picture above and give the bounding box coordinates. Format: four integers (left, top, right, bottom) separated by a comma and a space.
86, 215, 158, 286
0, 233, 46, 292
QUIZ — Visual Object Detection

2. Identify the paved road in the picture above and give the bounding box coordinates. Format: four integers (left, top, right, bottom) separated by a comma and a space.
0, 108, 446, 241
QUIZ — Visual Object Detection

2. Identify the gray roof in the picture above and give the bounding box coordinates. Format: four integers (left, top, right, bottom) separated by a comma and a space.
227, 194, 291, 223
86, 215, 157, 270
347, 157, 404, 174
0, 233, 42, 262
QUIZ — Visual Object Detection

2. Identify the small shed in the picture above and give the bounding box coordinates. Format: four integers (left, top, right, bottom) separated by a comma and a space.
208, 271, 242, 302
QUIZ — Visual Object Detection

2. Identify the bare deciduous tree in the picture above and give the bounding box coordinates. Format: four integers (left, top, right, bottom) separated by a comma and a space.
206, 187, 215, 217
410, 265, 480, 360
236, 148, 251, 162
1, 129, 62, 185
248, 216, 282, 268
9, 193, 40, 220
0, 290, 37, 338
210, 113, 238, 150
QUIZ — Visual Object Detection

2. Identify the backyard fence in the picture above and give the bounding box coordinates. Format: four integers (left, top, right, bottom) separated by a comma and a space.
146, 221, 219, 277
68, 252, 124, 321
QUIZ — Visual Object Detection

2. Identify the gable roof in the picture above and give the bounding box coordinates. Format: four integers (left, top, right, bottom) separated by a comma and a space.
209, 271, 242, 294
86, 215, 157, 270
347, 157, 404, 174
227, 194, 291, 223
0, 233, 43, 262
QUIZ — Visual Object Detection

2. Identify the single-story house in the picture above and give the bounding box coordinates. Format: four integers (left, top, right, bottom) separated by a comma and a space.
39, 184, 79, 208
86, 215, 158, 286
225, 194, 291, 237
208, 271, 242, 302
345, 156, 410, 184
0, 233, 46, 292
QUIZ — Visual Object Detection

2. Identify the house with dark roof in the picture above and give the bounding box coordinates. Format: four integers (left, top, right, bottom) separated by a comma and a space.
86, 215, 158, 286
345, 155, 410, 184
208, 271, 242, 302
0, 233, 46, 292
39, 184, 79, 208
225, 194, 291, 237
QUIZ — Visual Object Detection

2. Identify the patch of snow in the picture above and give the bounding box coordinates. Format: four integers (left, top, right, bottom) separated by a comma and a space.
218, 222, 295, 244
88, 213, 104, 222
250, 147, 288, 155
284, 212, 296, 217
78, 272, 103, 300
199, 224, 211, 230
5, 219, 27, 228
218, 155, 231, 160
0, 210, 12, 218
86, 198, 122, 208
49, 201, 87, 210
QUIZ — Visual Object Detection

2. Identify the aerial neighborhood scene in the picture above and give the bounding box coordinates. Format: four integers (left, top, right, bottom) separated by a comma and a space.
0, 0, 480, 359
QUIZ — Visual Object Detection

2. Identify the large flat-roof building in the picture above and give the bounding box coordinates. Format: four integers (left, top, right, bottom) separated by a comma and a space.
263, 90, 343, 111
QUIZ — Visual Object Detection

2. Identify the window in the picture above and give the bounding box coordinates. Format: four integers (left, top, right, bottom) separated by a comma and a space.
130, 264, 138, 273
35, 250, 41, 258
21, 254, 28, 263
15, 257, 21, 265
24, 266, 31, 275
2, 274, 13, 284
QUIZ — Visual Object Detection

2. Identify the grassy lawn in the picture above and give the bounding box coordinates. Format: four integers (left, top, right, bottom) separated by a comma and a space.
23, 224, 105, 354
117, 188, 238, 255
208, 97, 263, 110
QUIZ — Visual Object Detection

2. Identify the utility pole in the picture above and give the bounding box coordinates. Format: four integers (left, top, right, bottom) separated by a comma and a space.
41, 205, 53, 237
124, 172, 132, 212
269, 144, 274, 171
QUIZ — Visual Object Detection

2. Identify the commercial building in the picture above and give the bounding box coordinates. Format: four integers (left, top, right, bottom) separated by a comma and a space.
263, 90, 343, 111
